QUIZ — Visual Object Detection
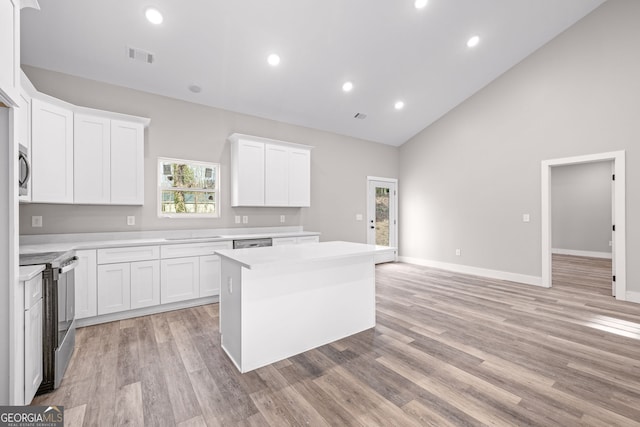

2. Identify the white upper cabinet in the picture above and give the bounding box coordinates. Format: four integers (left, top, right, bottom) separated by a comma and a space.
74, 113, 111, 204
0, 0, 20, 106
288, 147, 311, 207
231, 136, 265, 206
31, 98, 74, 203
265, 143, 289, 206
229, 133, 312, 207
111, 120, 144, 205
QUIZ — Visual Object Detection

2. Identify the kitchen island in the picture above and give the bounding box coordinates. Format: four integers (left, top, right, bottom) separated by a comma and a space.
215, 241, 393, 373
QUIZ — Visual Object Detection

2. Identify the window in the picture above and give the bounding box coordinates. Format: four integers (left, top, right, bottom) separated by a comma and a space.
158, 157, 220, 218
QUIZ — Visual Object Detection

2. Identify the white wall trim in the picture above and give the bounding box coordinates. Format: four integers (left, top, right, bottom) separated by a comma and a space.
551, 248, 612, 259
625, 292, 640, 304
541, 150, 626, 298
399, 256, 543, 287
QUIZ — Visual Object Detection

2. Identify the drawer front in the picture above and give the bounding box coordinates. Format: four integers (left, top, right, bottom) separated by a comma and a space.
161, 241, 232, 259
272, 237, 297, 246
24, 274, 43, 309
297, 235, 320, 244
97, 245, 160, 264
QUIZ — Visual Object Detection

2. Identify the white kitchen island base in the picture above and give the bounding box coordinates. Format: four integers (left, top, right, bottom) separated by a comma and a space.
217, 242, 388, 373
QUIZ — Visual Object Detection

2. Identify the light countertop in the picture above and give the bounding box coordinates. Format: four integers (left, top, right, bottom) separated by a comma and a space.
215, 241, 395, 270
19, 265, 45, 282
20, 227, 320, 254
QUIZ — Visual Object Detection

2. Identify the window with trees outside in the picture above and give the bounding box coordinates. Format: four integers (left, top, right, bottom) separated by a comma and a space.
158, 157, 220, 218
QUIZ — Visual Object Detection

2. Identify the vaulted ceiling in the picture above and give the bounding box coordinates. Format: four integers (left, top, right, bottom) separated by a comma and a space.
21, 0, 606, 146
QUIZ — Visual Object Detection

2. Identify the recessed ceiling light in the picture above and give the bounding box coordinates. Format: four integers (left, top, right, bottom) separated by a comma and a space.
342, 81, 353, 92
414, 0, 428, 9
394, 101, 405, 110
467, 35, 480, 48
267, 54, 281, 66
145, 8, 163, 25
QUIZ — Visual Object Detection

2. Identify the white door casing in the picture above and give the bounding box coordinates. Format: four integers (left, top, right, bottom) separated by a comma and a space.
541, 151, 625, 299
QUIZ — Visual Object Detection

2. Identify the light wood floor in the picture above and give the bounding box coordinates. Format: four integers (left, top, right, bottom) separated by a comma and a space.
33, 258, 640, 426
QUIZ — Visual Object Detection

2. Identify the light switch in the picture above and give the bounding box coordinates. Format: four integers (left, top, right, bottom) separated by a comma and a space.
455, 249, 461, 256
235, 215, 241, 224
280, 215, 285, 223
356, 214, 363, 221
32, 216, 43, 228
522, 214, 530, 223
242, 216, 248, 224
127, 216, 135, 226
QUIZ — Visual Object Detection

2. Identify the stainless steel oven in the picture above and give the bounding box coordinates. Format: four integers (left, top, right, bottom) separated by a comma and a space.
18, 143, 30, 197
20, 250, 78, 392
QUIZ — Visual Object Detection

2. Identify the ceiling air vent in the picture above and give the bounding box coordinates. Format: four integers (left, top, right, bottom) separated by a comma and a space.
354, 113, 367, 120
127, 46, 154, 64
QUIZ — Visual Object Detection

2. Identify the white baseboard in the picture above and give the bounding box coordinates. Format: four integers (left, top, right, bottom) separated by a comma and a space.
625, 291, 640, 304
398, 256, 544, 287
552, 248, 612, 259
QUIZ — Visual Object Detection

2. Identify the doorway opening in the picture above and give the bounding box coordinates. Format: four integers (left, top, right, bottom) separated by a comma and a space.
551, 161, 613, 297
541, 151, 626, 300
367, 177, 397, 263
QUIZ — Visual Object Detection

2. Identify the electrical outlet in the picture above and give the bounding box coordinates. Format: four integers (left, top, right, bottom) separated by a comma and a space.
32, 216, 43, 228
522, 214, 530, 223
235, 215, 241, 224
356, 214, 363, 221
609, 240, 613, 247
455, 249, 461, 256
242, 216, 248, 224
127, 216, 135, 226
280, 215, 285, 223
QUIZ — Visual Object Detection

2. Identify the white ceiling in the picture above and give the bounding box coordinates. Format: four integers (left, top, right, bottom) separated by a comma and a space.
20, 0, 606, 146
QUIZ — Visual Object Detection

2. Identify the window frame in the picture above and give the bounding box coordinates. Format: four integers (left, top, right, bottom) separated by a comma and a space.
157, 157, 221, 219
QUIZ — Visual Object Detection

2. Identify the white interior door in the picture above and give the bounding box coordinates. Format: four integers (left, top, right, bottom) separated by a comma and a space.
367, 177, 397, 263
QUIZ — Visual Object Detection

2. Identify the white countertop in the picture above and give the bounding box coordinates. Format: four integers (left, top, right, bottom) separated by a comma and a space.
19, 265, 45, 282
20, 227, 320, 254
215, 241, 395, 270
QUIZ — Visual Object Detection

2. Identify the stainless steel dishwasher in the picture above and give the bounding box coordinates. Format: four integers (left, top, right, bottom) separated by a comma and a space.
232, 238, 272, 249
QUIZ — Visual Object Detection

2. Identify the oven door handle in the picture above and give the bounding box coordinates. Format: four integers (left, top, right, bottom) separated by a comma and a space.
59, 257, 79, 274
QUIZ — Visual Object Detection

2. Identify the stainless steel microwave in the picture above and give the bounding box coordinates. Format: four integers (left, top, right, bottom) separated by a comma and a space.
18, 143, 30, 197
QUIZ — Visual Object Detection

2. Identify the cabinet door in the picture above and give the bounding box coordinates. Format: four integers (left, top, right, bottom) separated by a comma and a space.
0, 0, 19, 105
24, 298, 43, 404
74, 249, 97, 319
199, 255, 221, 297
131, 260, 160, 309
74, 114, 111, 204
288, 147, 311, 207
110, 120, 144, 205
31, 98, 74, 203
265, 143, 289, 206
160, 257, 199, 304
232, 139, 264, 206
97, 263, 131, 315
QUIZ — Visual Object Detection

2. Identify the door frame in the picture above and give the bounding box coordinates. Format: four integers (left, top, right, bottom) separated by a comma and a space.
541, 151, 626, 299
366, 176, 398, 255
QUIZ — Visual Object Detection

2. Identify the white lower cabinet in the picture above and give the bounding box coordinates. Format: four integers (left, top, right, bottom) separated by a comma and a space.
97, 262, 131, 315
74, 249, 97, 319
161, 257, 200, 304
23, 274, 43, 404
131, 260, 161, 309
200, 255, 221, 297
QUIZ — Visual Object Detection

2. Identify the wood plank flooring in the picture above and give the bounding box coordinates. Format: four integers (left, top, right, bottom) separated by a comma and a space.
33, 259, 640, 426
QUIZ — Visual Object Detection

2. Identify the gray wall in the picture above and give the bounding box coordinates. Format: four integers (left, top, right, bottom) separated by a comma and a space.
19, 66, 398, 243
399, 0, 639, 290
552, 161, 612, 254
